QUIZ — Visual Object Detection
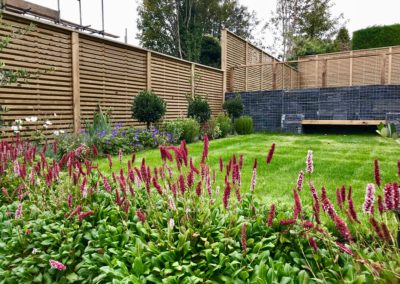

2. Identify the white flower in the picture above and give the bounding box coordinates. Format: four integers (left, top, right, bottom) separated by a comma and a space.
30, 116, 38, 122
43, 124, 48, 129
11, 125, 22, 132
53, 130, 60, 136
168, 218, 175, 229
44, 120, 52, 125
60, 130, 65, 134
25, 117, 32, 122
32, 248, 38, 254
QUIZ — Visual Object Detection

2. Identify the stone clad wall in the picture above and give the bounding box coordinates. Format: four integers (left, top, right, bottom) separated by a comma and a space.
225, 85, 400, 133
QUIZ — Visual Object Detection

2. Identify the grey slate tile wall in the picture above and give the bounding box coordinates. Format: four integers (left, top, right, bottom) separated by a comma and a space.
225, 85, 400, 133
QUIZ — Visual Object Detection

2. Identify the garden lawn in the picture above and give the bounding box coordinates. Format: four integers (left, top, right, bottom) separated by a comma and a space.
98, 132, 400, 207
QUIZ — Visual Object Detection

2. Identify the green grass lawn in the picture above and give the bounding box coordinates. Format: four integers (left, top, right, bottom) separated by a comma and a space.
97, 133, 400, 207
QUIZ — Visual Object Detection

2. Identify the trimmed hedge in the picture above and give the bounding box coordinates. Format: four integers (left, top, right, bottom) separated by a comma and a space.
352, 24, 400, 50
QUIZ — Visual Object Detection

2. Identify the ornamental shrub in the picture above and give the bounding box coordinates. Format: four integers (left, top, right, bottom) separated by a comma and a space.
234, 116, 254, 135
223, 94, 243, 120
164, 118, 200, 143
216, 113, 233, 137
352, 24, 400, 50
132, 90, 167, 129
187, 95, 211, 124
205, 117, 222, 140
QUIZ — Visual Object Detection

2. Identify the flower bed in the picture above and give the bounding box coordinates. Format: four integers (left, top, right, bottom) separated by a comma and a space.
0, 135, 399, 282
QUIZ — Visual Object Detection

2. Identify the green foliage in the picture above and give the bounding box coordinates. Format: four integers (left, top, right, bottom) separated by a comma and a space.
137, 0, 258, 64
376, 122, 398, 139
207, 113, 233, 139
164, 118, 200, 143
132, 90, 167, 129
1, 135, 400, 282
84, 104, 112, 141
291, 37, 336, 59
352, 24, 400, 50
267, 0, 344, 59
187, 95, 211, 124
205, 116, 222, 139
199, 35, 221, 68
223, 94, 244, 120
234, 116, 254, 135
334, 27, 351, 51
0, 104, 7, 128
217, 113, 233, 137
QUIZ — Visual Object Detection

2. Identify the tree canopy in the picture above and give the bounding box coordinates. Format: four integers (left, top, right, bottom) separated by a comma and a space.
137, 0, 258, 65
267, 0, 345, 60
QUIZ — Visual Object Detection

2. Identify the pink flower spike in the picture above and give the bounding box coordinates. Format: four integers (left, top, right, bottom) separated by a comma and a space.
308, 237, 318, 252
107, 154, 113, 170
267, 204, 276, 227
374, 159, 381, 187
223, 182, 231, 209
266, 143, 275, 164
383, 183, 395, 210
241, 223, 247, 256
49, 259, 67, 271
306, 150, 314, 174
363, 183, 375, 214
293, 188, 302, 219
398, 160, 400, 178
296, 170, 304, 191
201, 135, 209, 164
15, 203, 22, 219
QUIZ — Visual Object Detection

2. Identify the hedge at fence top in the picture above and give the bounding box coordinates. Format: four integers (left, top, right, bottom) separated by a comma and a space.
352, 24, 400, 50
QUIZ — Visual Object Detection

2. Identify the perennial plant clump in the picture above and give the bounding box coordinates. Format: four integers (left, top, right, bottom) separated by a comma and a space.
0, 135, 399, 282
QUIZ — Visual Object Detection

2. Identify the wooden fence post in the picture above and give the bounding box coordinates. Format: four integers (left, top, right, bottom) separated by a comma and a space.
315, 55, 319, 87
147, 51, 152, 90
322, 59, 327, 88
71, 32, 80, 134
245, 42, 248, 91
221, 29, 227, 94
381, 54, 387, 85
260, 53, 263, 91
349, 51, 353, 86
272, 60, 277, 90
388, 47, 393, 84
191, 63, 195, 97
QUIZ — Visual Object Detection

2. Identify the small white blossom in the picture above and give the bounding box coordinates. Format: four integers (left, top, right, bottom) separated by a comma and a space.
59, 130, 65, 134
30, 116, 38, 122
168, 218, 175, 229
44, 120, 52, 125
53, 130, 60, 136
32, 248, 38, 254
43, 124, 48, 129
25, 117, 31, 122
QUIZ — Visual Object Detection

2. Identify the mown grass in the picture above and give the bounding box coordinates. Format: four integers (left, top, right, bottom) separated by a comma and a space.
97, 132, 400, 208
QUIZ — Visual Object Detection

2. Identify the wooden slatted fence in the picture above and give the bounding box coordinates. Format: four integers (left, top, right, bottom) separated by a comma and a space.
0, 12, 224, 138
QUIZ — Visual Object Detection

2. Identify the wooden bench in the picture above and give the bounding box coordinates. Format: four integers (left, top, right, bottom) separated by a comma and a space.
301, 120, 384, 126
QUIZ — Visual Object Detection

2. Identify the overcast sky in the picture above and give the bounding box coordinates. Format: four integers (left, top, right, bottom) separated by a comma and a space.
25, 0, 400, 50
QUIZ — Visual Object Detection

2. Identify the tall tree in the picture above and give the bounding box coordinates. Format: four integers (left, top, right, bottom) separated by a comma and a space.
137, 0, 258, 63
267, 0, 344, 60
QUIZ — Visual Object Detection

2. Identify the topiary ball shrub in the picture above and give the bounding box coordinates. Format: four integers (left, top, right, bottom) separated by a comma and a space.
234, 116, 254, 135
132, 90, 166, 129
187, 95, 211, 124
223, 94, 243, 120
